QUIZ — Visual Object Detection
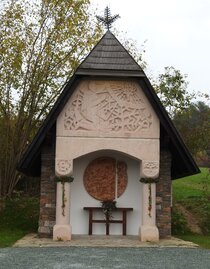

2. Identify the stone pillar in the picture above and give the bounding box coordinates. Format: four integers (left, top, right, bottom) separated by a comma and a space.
53, 159, 73, 241
139, 160, 159, 242
53, 181, 72, 241
139, 179, 159, 241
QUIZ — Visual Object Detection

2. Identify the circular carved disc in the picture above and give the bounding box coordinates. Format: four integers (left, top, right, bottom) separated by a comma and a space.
83, 157, 127, 201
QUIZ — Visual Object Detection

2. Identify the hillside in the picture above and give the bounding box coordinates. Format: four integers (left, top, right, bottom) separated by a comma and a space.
172, 168, 210, 247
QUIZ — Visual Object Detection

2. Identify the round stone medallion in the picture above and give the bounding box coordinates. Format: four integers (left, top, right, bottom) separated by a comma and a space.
83, 157, 128, 201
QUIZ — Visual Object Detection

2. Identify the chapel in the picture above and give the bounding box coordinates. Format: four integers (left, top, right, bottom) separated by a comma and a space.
18, 16, 199, 241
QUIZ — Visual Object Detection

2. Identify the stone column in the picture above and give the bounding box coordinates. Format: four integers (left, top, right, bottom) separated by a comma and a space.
53, 159, 73, 241
139, 160, 159, 242
139, 179, 159, 241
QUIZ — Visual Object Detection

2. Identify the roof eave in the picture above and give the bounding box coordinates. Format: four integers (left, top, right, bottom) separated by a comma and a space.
76, 68, 145, 77
17, 73, 82, 174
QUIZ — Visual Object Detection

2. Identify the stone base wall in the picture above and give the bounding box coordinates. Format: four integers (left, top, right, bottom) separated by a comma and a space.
156, 150, 172, 238
38, 144, 56, 237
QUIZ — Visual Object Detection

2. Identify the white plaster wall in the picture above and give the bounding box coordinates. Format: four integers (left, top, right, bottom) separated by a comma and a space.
70, 151, 142, 235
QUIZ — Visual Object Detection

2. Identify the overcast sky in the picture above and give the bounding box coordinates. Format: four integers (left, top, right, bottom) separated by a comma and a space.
91, 0, 210, 99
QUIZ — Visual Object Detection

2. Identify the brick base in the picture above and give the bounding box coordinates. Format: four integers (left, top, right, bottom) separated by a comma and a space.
156, 150, 172, 238
38, 144, 56, 237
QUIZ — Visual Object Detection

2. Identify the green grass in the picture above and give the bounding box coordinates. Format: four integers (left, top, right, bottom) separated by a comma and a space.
176, 234, 210, 249
0, 229, 27, 247
0, 196, 39, 247
172, 167, 210, 248
173, 168, 210, 201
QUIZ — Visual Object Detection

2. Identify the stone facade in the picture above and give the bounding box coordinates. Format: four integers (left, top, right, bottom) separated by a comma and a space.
156, 150, 172, 238
37, 130, 172, 239
38, 146, 172, 239
38, 144, 56, 237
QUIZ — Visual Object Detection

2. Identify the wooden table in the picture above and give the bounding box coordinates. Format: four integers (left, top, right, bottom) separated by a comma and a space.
83, 207, 133, 235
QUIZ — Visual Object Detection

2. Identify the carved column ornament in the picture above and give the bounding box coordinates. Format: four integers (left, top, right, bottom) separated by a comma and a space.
141, 161, 159, 178
55, 159, 73, 177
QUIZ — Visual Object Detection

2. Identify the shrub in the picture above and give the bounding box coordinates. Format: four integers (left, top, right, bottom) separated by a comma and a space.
171, 206, 191, 235
0, 194, 39, 232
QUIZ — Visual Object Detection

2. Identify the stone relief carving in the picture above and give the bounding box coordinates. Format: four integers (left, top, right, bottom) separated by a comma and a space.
142, 161, 159, 178
83, 157, 128, 201
63, 81, 152, 136
56, 159, 72, 176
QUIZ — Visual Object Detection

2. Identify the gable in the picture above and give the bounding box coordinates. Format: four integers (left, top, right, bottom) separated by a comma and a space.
17, 30, 199, 179
57, 79, 159, 139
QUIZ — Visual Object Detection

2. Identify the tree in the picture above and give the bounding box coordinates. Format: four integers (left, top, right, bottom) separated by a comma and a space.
0, 0, 102, 197
154, 66, 194, 116
173, 101, 210, 156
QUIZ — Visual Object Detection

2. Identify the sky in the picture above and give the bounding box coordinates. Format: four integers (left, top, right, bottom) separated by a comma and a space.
90, 0, 210, 99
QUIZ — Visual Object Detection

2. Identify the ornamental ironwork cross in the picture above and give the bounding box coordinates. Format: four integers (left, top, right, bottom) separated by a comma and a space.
96, 6, 120, 30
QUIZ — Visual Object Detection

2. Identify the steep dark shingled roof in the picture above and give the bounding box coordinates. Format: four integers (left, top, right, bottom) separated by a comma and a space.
17, 30, 199, 179
76, 30, 144, 77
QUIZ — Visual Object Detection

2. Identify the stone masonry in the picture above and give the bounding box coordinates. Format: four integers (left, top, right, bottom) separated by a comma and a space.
156, 149, 172, 238
38, 144, 56, 237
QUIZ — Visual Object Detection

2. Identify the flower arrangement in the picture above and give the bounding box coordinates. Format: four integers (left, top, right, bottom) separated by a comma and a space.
101, 200, 117, 219
55, 176, 74, 183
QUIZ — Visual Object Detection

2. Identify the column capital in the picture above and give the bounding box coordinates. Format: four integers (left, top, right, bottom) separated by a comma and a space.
140, 178, 159, 184
141, 160, 159, 179
55, 159, 73, 177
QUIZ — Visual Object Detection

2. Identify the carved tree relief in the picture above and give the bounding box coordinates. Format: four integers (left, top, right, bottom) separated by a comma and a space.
63, 81, 153, 136
83, 157, 128, 201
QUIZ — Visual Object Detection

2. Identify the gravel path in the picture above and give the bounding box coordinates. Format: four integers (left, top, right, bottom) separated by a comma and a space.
0, 247, 210, 269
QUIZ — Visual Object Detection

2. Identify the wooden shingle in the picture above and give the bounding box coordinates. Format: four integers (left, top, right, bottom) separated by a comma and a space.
77, 31, 143, 75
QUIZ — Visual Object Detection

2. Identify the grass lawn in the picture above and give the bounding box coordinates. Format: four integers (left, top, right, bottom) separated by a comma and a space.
172, 167, 210, 249
173, 167, 210, 201
0, 229, 27, 247
0, 196, 39, 247
176, 234, 210, 249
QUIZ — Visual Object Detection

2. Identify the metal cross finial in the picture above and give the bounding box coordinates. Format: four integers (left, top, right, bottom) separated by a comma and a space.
96, 6, 120, 30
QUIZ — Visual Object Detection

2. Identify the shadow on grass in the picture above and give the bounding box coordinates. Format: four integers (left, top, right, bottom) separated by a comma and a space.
0, 229, 27, 247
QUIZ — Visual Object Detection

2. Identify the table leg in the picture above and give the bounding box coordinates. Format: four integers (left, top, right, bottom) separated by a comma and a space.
88, 209, 93, 235
122, 211, 126, 235
106, 214, 110, 235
